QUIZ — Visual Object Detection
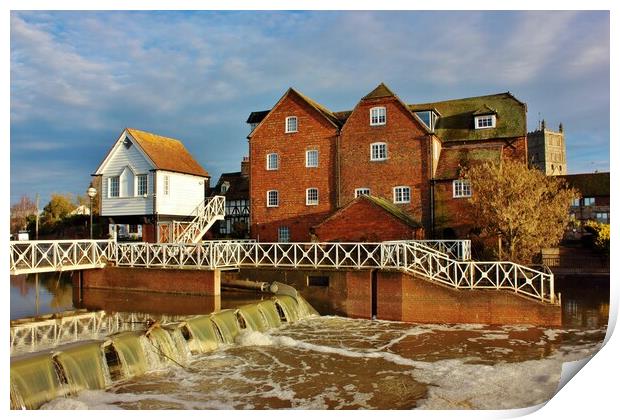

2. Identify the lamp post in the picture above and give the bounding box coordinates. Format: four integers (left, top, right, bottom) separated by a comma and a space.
87, 187, 97, 239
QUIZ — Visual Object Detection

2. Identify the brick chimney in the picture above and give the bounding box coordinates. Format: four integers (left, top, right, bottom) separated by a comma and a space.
241, 156, 250, 177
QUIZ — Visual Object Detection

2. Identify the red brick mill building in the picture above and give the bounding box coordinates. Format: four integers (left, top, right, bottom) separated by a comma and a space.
247, 83, 528, 242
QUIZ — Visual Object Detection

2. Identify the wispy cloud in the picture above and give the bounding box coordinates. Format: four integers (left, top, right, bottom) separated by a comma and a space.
10, 11, 610, 205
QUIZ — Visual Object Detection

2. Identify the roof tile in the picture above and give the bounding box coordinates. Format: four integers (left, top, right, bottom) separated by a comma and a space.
126, 128, 209, 178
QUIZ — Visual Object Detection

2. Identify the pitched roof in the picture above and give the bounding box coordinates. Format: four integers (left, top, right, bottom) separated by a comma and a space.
435, 144, 503, 180
246, 110, 270, 124
210, 171, 249, 200
362, 82, 396, 100
291, 88, 341, 127
409, 92, 526, 142
246, 88, 526, 142
316, 195, 422, 230
559, 172, 610, 197
126, 128, 209, 177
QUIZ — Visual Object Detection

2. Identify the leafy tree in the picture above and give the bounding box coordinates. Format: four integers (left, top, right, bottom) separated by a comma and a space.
464, 160, 576, 264
41, 193, 76, 226
584, 220, 610, 254
10, 195, 37, 233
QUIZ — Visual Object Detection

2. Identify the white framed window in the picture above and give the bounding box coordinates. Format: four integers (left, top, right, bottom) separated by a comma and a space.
393, 186, 411, 204
285, 116, 298, 133
306, 149, 318, 168
163, 175, 170, 195
137, 174, 148, 196
267, 190, 279, 207
306, 188, 319, 205
109, 176, 120, 198
370, 142, 388, 161
355, 188, 370, 198
584, 197, 595, 206
475, 115, 496, 129
571, 198, 580, 207
278, 226, 290, 242
266, 153, 279, 170
452, 179, 472, 198
370, 107, 386, 126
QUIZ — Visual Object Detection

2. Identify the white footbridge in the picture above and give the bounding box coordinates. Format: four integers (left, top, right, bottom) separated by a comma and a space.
9, 195, 556, 305
10, 238, 557, 305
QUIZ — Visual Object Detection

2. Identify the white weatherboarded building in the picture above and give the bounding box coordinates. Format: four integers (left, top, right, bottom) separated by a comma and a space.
93, 128, 210, 241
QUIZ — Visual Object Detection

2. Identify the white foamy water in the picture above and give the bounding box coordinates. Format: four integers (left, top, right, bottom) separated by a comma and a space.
41, 316, 606, 410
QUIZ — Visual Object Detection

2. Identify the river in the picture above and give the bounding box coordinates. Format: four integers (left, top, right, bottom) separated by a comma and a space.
10, 273, 609, 410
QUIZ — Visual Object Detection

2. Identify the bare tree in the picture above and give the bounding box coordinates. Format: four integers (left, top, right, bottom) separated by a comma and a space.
10, 195, 37, 234
464, 160, 576, 264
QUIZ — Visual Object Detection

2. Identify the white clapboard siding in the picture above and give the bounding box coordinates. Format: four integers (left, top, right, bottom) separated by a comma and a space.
156, 170, 206, 216
100, 139, 155, 216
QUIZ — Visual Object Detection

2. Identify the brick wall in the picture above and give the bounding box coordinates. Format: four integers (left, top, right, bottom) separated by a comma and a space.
339, 97, 432, 232
227, 268, 561, 325
314, 198, 422, 242
376, 271, 561, 325
249, 90, 338, 241
232, 268, 370, 317
502, 136, 528, 162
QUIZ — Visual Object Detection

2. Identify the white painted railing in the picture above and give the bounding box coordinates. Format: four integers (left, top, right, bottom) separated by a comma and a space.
10, 311, 174, 354
9, 240, 115, 275
9, 238, 555, 304
396, 241, 556, 304
173, 196, 225, 244
411, 240, 472, 261
113, 240, 556, 304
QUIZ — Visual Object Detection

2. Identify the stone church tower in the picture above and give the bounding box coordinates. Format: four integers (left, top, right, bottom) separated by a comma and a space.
527, 120, 567, 175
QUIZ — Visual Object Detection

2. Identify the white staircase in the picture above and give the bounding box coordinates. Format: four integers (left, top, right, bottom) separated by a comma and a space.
172, 196, 225, 243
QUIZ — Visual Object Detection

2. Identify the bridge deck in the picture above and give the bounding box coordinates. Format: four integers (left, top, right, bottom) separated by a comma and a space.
10, 239, 557, 304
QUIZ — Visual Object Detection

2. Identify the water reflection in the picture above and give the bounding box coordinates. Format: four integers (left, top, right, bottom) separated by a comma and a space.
10, 273, 610, 331
10, 273, 74, 320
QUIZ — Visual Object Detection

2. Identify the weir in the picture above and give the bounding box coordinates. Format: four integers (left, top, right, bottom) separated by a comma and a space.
10, 294, 317, 410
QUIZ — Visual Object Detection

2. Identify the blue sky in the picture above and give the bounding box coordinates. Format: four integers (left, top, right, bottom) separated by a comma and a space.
10, 10, 610, 205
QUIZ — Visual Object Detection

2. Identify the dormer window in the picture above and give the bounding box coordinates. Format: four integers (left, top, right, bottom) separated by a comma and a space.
370, 107, 386, 126
285, 116, 298, 133
221, 181, 230, 194
415, 110, 439, 131
474, 115, 496, 129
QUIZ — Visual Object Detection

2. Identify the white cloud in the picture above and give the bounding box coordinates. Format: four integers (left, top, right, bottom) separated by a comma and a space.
9, 11, 610, 203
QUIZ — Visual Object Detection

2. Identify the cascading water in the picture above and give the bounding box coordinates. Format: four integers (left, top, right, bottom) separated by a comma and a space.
53, 341, 109, 392
10, 353, 64, 409
274, 296, 300, 322
184, 316, 220, 352
210, 310, 242, 344
11, 295, 319, 409
145, 326, 190, 367
256, 300, 282, 328
238, 304, 269, 332
109, 332, 149, 378
296, 296, 320, 318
